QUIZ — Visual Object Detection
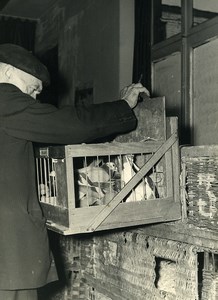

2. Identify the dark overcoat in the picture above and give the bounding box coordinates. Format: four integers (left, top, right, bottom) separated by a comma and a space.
0, 83, 136, 289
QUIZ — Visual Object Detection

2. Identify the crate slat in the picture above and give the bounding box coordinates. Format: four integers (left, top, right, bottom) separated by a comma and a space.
46, 198, 181, 235
65, 142, 162, 157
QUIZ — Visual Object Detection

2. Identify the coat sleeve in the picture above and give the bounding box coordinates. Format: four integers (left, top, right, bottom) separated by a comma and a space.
2, 87, 137, 144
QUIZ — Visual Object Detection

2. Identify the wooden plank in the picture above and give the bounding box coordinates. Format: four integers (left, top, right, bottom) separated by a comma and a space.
55, 160, 68, 207
135, 222, 218, 251
115, 96, 166, 142
47, 216, 218, 251
165, 118, 176, 197
151, 35, 181, 61
65, 148, 76, 210
65, 141, 162, 157
181, 0, 193, 144
169, 118, 180, 203
35, 146, 66, 159
188, 15, 218, 48
164, 149, 173, 197
47, 199, 181, 235
181, 144, 218, 158
41, 203, 69, 227
90, 200, 181, 231
87, 132, 178, 232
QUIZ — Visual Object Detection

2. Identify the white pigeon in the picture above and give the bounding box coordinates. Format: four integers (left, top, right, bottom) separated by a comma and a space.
121, 155, 158, 202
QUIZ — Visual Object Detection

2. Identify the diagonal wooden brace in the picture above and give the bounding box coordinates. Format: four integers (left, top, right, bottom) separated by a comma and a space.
86, 131, 178, 232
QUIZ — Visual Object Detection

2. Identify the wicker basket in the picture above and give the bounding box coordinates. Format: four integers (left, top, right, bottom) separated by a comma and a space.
181, 145, 218, 230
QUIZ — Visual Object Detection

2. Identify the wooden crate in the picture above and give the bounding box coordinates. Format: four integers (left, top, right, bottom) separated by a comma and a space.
181, 145, 218, 229
35, 128, 180, 235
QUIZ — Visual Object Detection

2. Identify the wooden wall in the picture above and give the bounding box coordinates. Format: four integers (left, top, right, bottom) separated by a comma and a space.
193, 38, 218, 145
34, 0, 134, 107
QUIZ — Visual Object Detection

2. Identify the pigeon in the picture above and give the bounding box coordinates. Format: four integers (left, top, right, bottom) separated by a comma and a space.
120, 155, 158, 202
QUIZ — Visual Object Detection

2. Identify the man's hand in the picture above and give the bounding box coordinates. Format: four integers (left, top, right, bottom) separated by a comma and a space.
120, 83, 150, 109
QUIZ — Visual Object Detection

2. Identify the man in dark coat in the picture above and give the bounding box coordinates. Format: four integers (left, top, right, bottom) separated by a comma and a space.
0, 43, 149, 300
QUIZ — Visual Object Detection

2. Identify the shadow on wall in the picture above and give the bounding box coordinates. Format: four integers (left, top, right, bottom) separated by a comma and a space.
38, 46, 60, 107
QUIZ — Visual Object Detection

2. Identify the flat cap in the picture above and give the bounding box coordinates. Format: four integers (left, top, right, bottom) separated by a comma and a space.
0, 43, 50, 86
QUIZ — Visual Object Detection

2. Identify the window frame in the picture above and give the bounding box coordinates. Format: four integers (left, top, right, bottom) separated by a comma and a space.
151, 0, 218, 144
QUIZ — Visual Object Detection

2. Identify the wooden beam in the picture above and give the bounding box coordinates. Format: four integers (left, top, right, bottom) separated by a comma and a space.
181, 0, 193, 144
188, 16, 218, 47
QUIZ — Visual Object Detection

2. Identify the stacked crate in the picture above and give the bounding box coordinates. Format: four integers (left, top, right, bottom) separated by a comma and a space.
80, 230, 200, 300
181, 145, 218, 299
181, 145, 218, 229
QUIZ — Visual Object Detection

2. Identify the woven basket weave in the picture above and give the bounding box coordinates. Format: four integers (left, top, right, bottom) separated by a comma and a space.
184, 156, 218, 229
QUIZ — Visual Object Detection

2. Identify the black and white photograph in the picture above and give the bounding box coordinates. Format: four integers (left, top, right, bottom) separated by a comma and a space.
0, 1, 218, 299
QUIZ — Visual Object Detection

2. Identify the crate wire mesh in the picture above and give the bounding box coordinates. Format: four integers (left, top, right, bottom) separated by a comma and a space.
35, 132, 180, 234
37, 156, 59, 206
37, 152, 162, 208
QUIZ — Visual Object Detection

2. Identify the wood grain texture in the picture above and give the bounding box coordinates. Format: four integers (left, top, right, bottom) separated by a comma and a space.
115, 97, 166, 142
